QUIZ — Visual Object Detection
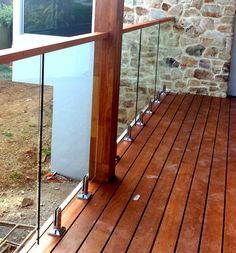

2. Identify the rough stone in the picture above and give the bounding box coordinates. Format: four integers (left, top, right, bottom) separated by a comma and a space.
186, 44, 205, 56
224, 5, 236, 16
199, 59, 211, 69
218, 51, 231, 61
188, 79, 201, 86
181, 56, 198, 68
194, 69, 214, 80
215, 74, 229, 82
21, 198, 34, 208
180, 36, 200, 47
175, 81, 186, 88
167, 4, 183, 16
188, 87, 208, 95
192, 0, 203, 9
217, 24, 233, 33
223, 62, 230, 73
183, 7, 201, 17
162, 3, 171, 11
200, 32, 225, 48
202, 4, 222, 18
136, 6, 149, 16
203, 47, 219, 58
165, 57, 180, 68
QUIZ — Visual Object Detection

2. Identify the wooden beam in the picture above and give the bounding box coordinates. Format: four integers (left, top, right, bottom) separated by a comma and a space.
90, 0, 124, 181
0, 32, 109, 64
122, 16, 175, 33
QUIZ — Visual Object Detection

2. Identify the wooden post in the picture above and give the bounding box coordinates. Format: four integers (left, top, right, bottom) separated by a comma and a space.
89, 0, 124, 181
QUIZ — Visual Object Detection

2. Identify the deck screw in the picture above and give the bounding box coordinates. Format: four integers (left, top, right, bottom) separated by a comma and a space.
115, 155, 121, 162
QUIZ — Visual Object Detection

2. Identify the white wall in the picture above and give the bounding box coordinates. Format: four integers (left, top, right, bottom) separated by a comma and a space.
12, 42, 94, 179
12, 0, 95, 179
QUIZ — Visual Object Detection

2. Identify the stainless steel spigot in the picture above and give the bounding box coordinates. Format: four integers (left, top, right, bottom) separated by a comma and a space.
146, 101, 153, 114
48, 207, 66, 237
160, 85, 167, 96
77, 176, 92, 200
124, 124, 134, 142
136, 111, 145, 126
154, 91, 161, 104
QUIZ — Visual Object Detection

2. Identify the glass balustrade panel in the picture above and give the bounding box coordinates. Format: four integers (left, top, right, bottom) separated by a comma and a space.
0, 56, 41, 251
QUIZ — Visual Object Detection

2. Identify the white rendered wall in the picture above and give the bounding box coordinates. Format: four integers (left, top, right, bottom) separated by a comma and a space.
12, 0, 94, 179
12, 42, 94, 179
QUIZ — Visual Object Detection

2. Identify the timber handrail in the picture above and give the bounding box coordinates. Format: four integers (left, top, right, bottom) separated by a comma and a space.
0, 32, 109, 64
122, 16, 175, 33
0, 17, 175, 64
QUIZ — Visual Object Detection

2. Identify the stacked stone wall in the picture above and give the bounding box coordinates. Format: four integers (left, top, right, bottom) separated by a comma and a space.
118, 0, 236, 136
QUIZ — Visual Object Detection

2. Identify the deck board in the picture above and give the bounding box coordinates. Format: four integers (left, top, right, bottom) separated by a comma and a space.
199, 98, 229, 252
224, 98, 236, 252
148, 95, 211, 253
175, 97, 221, 253
25, 94, 236, 253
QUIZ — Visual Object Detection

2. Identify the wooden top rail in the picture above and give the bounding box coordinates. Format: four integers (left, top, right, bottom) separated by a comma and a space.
122, 16, 175, 33
0, 32, 109, 64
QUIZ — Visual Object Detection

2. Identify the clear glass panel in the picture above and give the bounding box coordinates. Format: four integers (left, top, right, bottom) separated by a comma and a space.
40, 42, 94, 228
118, 30, 140, 137
158, 22, 181, 93
137, 25, 160, 115
0, 56, 41, 249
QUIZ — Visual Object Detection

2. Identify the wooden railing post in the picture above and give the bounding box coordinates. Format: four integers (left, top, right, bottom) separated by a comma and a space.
89, 0, 124, 181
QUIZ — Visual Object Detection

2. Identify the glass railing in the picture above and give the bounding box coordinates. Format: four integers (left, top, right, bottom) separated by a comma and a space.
0, 16, 175, 251
0, 42, 95, 251
119, 30, 140, 136
0, 57, 40, 251
40, 42, 94, 229
118, 20, 173, 141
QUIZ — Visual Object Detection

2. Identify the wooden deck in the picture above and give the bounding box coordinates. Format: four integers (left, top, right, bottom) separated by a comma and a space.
27, 93, 236, 253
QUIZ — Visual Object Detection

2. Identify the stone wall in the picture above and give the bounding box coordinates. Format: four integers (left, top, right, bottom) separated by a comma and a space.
118, 0, 236, 135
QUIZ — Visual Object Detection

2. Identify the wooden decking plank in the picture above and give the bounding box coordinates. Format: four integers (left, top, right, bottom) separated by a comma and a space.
199, 99, 229, 252
149, 96, 212, 253
224, 97, 236, 252
102, 95, 202, 253
76, 94, 194, 253
175, 97, 221, 253
51, 93, 180, 252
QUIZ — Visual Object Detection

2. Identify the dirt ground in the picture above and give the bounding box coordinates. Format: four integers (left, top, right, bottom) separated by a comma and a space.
0, 80, 79, 249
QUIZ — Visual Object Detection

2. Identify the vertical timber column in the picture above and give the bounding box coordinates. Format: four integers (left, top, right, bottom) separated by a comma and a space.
90, 0, 124, 181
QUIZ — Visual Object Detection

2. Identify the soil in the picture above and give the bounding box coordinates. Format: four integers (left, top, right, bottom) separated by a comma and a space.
0, 80, 80, 250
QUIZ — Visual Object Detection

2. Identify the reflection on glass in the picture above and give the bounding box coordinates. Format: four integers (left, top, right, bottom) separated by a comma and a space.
24, 0, 93, 36
158, 22, 180, 93
0, 57, 40, 250
118, 30, 140, 137
137, 25, 159, 115
39, 43, 94, 229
